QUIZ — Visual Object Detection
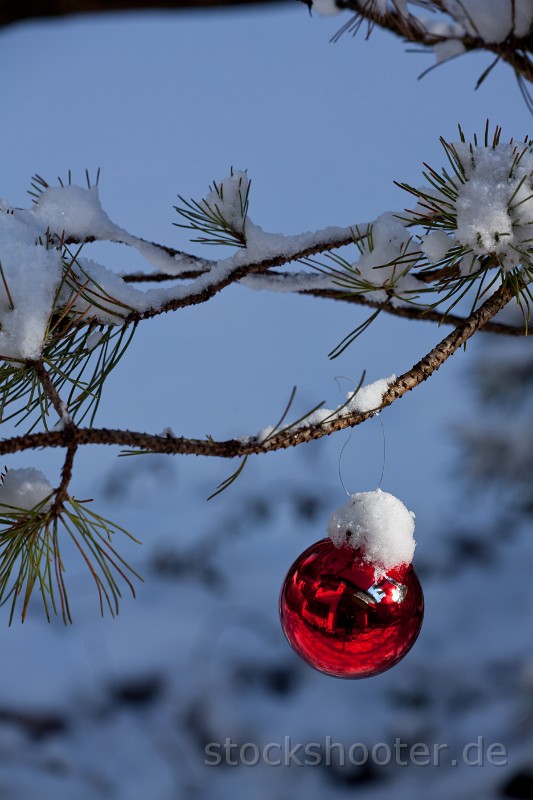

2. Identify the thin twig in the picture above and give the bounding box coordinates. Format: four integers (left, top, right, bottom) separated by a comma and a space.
120, 268, 526, 335
99, 231, 361, 324
299, 287, 526, 335
51, 444, 78, 514
122, 268, 208, 282
65, 235, 214, 278
28, 359, 67, 420
28, 360, 78, 513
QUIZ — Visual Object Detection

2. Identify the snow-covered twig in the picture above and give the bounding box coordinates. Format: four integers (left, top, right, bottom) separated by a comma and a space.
125, 266, 525, 335
106, 224, 367, 323
334, 0, 533, 104
0, 280, 515, 460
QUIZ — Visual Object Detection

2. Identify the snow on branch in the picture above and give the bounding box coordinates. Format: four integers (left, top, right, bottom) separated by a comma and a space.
18, 174, 368, 327
122, 266, 526, 335
302, 124, 533, 356
0, 146, 529, 443
15, 145, 532, 342
324, 0, 533, 107
0, 279, 516, 464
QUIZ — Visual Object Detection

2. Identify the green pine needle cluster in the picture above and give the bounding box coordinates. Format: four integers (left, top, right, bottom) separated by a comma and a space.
396, 124, 533, 322
0, 242, 136, 431
0, 174, 141, 623
174, 168, 251, 247
0, 491, 140, 625
310, 123, 533, 354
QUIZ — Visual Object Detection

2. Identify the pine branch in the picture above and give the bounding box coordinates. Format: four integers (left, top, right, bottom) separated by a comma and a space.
28, 359, 69, 421
0, 496, 140, 624
120, 265, 526, 335
0, 281, 515, 461
296, 285, 527, 335
336, 0, 533, 91
122, 266, 210, 282
82, 228, 364, 325
68, 235, 214, 280
51, 444, 78, 514
0, 323, 136, 431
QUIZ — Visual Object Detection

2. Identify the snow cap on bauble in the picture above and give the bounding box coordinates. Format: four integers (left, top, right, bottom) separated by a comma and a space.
327, 489, 416, 572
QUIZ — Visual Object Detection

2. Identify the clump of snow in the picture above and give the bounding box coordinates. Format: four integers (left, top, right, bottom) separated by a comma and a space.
443, 0, 533, 43
513, 0, 533, 37
295, 408, 332, 428
31, 184, 197, 278
255, 376, 395, 441
50, 400, 72, 430
420, 229, 453, 264
424, 2, 533, 63
256, 424, 275, 443
457, 255, 481, 277
0, 211, 63, 360
202, 170, 250, 238
85, 330, 105, 351
299, 374, 396, 427
241, 271, 337, 293
423, 17, 465, 40
351, 213, 420, 303
234, 220, 357, 265
345, 375, 395, 413
312, 0, 341, 14
0, 468, 54, 512
60, 255, 153, 323
131, 240, 211, 277
59, 401, 72, 425
327, 488, 416, 572
50, 218, 362, 324
453, 142, 533, 271
32, 185, 119, 240
433, 38, 466, 63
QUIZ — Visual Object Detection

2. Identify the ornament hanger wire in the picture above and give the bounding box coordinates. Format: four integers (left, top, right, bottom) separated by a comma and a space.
338, 432, 353, 496
375, 412, 386, 491
336, 374, 387, 494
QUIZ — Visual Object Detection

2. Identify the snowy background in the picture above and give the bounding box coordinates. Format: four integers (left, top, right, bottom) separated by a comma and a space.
0, 3, 532, 798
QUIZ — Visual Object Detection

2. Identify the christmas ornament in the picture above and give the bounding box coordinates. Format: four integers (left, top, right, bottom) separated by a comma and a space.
279, 490, 424, 678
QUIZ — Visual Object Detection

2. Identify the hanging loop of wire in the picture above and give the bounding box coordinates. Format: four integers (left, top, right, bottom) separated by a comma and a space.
374, 411, 386, 491
337, 411, 387, 496
338, 432, 352, 496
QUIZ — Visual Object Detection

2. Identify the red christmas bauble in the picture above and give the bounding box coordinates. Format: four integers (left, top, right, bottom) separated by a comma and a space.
279, 538, 424, 679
